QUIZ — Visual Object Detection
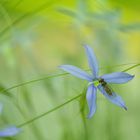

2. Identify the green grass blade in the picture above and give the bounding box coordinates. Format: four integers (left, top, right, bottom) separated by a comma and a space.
122, 63, 140, 72
0, 72, 68, 94
17, 93, 82, 127
0, 83, 13, 97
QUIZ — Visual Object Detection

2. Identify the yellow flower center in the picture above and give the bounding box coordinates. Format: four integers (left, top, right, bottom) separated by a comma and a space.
88, 80, 100, 87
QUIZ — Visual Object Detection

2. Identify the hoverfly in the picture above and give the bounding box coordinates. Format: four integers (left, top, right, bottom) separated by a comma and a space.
98, 78, 113, 96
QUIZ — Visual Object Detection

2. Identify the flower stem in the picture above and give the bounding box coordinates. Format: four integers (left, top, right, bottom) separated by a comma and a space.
17, 93, 82, 128
122, 63, 140, 72
0, 72, 68, 94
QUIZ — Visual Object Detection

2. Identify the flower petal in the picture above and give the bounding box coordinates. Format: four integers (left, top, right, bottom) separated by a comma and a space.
86, 84, 97, 118
59, 65, 93, 81
84, 45, 99, 78
101, 72, 134, 84
98, 85, 127, 110
0, 126, 21, 137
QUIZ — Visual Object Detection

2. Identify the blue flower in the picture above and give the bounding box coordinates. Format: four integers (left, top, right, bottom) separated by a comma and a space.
0, 126, 21, 137
59, 45, 134, 118
0, 104, 21, 137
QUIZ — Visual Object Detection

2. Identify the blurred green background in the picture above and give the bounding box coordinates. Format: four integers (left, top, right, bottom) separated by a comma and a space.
0, 0, 140, 140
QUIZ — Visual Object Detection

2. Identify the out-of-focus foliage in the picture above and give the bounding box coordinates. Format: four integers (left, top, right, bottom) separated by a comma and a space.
0, 0, 140, 140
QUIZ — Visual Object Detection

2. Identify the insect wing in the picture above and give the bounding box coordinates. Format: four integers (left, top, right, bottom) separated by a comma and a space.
103, 84, 114, 96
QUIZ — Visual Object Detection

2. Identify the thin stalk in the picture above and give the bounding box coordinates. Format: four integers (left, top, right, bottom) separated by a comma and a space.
17, 93, 82, 127
122, 63, 140, 72
0, 72, 68, 94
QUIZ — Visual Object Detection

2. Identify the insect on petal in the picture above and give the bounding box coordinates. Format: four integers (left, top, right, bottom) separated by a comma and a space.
59, 65, 93, 81
98, 85, 127, 110
101, 72, 134, 84
0, 126, 21, 137
84, 45, 99, 78
86, 84, 97, 118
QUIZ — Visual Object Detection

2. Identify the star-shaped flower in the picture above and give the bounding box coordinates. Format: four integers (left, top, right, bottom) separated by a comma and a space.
59, 45, 134, 118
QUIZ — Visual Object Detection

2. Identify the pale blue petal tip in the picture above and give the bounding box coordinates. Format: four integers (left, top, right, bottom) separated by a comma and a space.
123, 105, 128, 111
87, 114, 92, 119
